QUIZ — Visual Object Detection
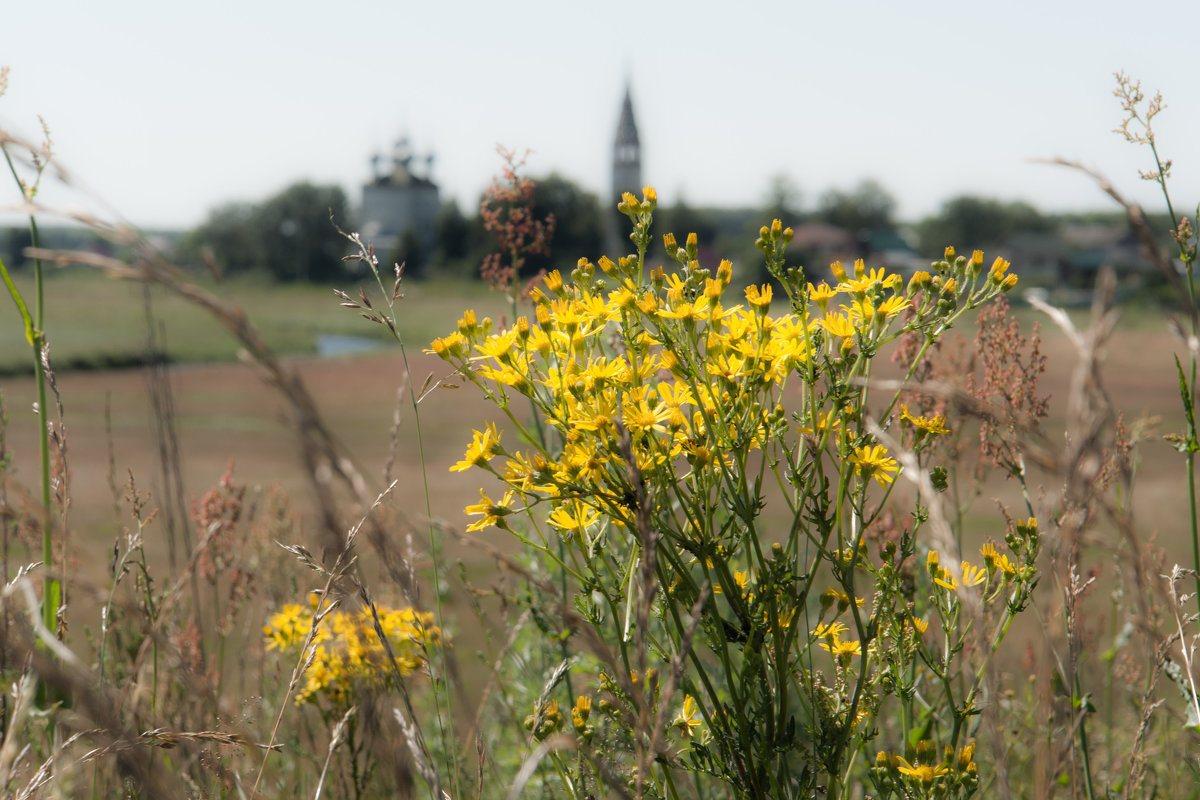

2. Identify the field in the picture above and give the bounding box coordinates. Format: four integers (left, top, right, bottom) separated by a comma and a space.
0, 275, 1192, 579
3, 260, 1199, 798
0, 268, 512, 374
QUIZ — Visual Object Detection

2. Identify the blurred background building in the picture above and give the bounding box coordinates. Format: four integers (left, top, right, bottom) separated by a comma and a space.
360, 137, 441, 267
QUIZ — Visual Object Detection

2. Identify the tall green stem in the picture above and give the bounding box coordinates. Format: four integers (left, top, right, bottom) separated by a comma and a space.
1, 144, 58, 636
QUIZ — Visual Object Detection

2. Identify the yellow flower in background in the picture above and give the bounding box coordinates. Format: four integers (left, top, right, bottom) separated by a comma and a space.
896, 757, 950, 784
981, 542, 1018, 577
961, 561, 988, 587
674, 695, 704, 738
850, 444, 899, 487
799, 409, 842, 438
812, 621, 847, 643
900, 404, 950, 437
934, 569, 958, 591
524, 699, 563, 739
263, 603, 309, 652
823, 638, 862, 657
572, 695, 592, 731
264, 602, 440, 705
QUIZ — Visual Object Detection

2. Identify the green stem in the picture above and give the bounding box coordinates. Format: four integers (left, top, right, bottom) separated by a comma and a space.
1, 144, 57, 637
366, 259, 459, 796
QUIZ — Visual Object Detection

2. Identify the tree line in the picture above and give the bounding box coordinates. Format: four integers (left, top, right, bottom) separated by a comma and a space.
152, 174, 1155, 284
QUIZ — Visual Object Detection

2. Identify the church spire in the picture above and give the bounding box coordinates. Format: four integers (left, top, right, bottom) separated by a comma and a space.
609, 83, 643, 254
612, 83, 642, 202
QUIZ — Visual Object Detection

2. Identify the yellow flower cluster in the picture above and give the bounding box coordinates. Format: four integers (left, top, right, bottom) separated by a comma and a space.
429, 227, 927, 538
263, 601, 441, 705
874, 740, 977, 794
813, 620, 862, 658
926, 540, 1022, 596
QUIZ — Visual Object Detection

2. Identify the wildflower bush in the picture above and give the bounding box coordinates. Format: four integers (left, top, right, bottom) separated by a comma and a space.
428, 189, 1034, 798
264, 599, 441, 706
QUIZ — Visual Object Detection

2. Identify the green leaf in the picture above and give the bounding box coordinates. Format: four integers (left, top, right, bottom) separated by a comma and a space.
0, 254, 35, 347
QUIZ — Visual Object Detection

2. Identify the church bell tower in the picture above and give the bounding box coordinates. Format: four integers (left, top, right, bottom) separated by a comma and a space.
609, 84, 642, 254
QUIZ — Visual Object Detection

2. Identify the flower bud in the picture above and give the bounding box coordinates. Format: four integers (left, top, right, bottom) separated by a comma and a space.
663, 232, 679, 258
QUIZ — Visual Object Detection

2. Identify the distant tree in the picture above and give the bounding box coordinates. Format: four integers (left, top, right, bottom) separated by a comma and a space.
915, 195, 1051, 255
527, 173, 603, 272
178, 202, 265, 275
763, 173, 803, 228
817, 179, 896, 232
4, 226, 32, 269
254, 182, 351, 282
391, 227, 426, 279
181, 183, 349, 282
433, 199, 472, 264
656, 195, 718, 263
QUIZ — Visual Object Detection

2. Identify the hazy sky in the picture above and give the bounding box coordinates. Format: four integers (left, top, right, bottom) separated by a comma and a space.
2, 0, 1198, 231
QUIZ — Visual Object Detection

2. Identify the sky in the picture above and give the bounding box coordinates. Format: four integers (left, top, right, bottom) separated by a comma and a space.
2, 0, 1198, 231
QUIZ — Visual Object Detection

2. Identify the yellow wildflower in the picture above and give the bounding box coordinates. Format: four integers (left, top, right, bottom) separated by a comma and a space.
820, 312, 856, 339
981, 542, 1017, 577
896, 757, 950, 784
463, 487, 515, 532
623, 395, 672, 437
263, 603, 309, 652
572, 695, 592, 731
934, 569, 957, 591
548, 501, 600, 534
449, 423, 502, 472
745, 283, 773, 309
813, 621, 847, 643
849, 444, 899, 487
822, 638, 862, 657
961, 561, 988, 587
674, 695, 704, 738
900, 404, 950, 437
427, 332, 468, 359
